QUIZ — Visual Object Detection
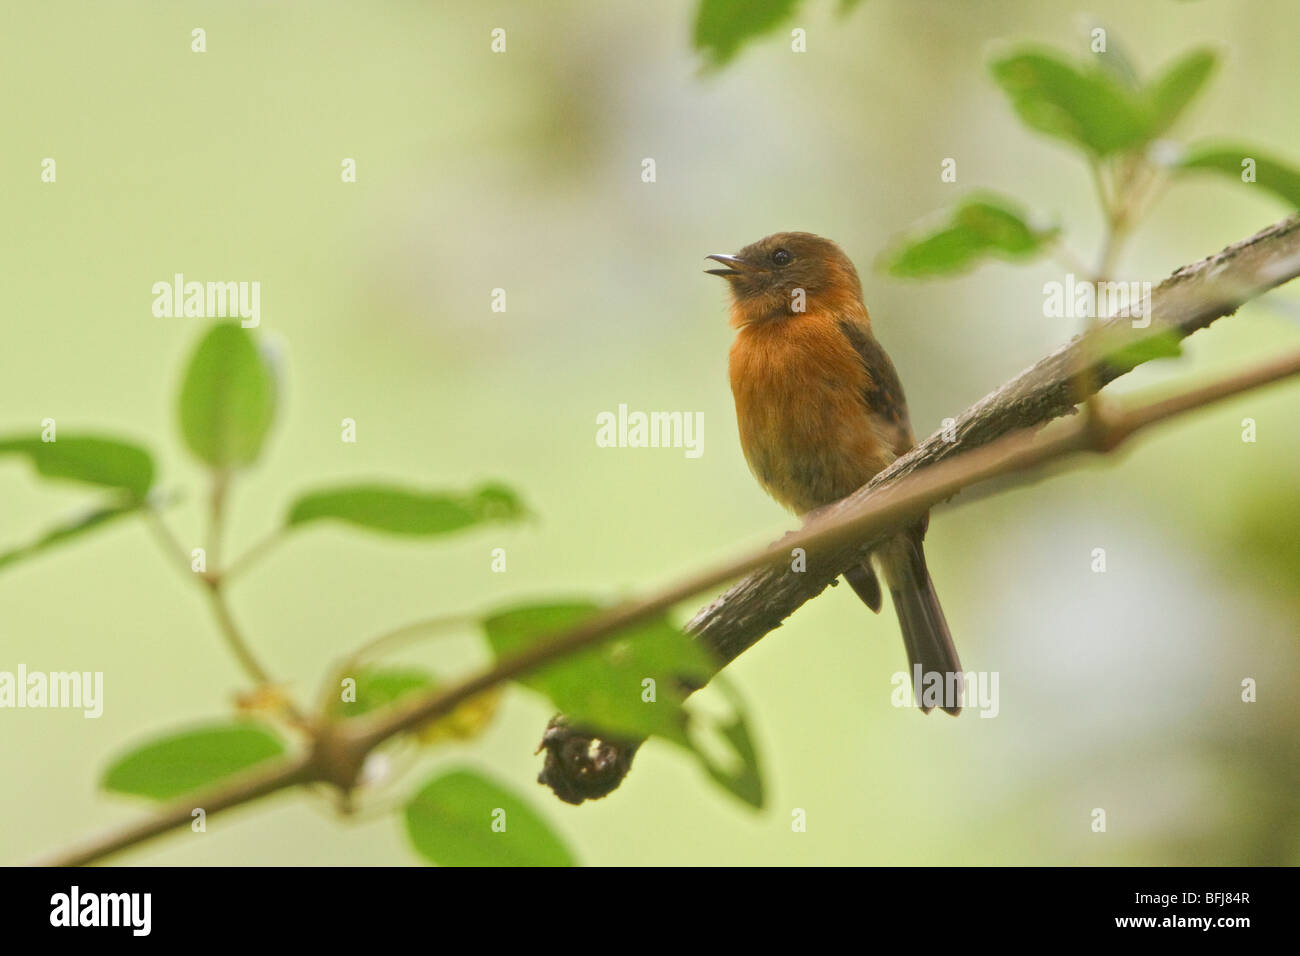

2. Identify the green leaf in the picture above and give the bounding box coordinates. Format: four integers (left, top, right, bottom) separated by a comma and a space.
694, 0, 802, 67
484, 602, 764, 804
404, 769, 575, 866
690, 676, 764, 809
955, 199, 1046, 254
0, 500, 143, 573
0, 434, 154, 497
1178, 143, 1300, 207
882, 224, 984, 278
178, 322, 277, 469
286, 482, 527, 535
332, 666, 502, 744
482, 601, 714, 745
334, 667, 435, 718
989, 49, 1150, 155
879, 195, 1055, 278
1099, 327, 1184, 374
1143, 48, 1216, 137
102, 722, 287, 801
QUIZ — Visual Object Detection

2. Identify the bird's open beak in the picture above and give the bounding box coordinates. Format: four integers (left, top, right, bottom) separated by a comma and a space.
705, 253, 751, 277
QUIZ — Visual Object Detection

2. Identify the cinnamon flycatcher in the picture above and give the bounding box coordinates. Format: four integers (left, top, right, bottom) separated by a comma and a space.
708, 231, 962, 714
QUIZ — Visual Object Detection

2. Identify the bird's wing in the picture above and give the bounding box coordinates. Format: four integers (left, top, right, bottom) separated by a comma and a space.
835, 317, 915, 457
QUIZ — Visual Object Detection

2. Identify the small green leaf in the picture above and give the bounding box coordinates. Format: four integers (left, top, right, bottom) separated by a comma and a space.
690, 676, 764, 809
1143, 48, 1216, 137
879, 195, 1055, 278
485, 602, 763, 802
882, 224, 985, 277
990, 49, 1149, 155
286, 482, 527, 535
482, 601, 714, 745
0, 500, 143, 573
334, 667, 435, 718
954, 199, 1045, 254
178, 322, 277, 469
694, 0, 802, 67
333, 666, 502, 744
404, 769, 575, 866
0, 435, 154, 497
1099, 327, 1184, 374
1179, 143, 1300, 207
102, 722, 287, 800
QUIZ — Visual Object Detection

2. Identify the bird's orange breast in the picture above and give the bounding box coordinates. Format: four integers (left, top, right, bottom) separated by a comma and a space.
729, 313, 899, 515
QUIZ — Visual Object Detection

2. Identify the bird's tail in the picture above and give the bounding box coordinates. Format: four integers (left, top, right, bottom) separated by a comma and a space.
877, 529, 962, 715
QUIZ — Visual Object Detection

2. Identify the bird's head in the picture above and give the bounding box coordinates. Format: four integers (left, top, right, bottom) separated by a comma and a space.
706, 231, 865, 326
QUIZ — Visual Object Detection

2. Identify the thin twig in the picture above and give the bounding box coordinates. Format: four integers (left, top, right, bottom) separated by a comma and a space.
202, 582, 274, 687
27, 753, 315, 867
207, 469, 230, 571
143, 508, 191, 575
222, 528, 286, 584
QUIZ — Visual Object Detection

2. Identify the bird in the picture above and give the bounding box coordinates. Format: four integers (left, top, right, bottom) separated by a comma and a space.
707, 231, 962, 714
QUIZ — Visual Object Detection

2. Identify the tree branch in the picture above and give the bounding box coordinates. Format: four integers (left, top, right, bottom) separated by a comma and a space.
27, 754, 315, 867
29, 214, 1300, 864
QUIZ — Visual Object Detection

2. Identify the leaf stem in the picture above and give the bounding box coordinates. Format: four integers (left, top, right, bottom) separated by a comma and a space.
1049, 236, 1093, 278
143, 507, 191, 575
222, 527, 286, 584
207, 469, 231, 570
201, 580, 273, 686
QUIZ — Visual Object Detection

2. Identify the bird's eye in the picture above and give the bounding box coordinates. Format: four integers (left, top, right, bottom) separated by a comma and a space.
772, 248, 792, 266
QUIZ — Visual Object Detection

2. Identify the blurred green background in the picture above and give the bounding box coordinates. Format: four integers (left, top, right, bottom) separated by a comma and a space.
3, 0, 1298, 865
